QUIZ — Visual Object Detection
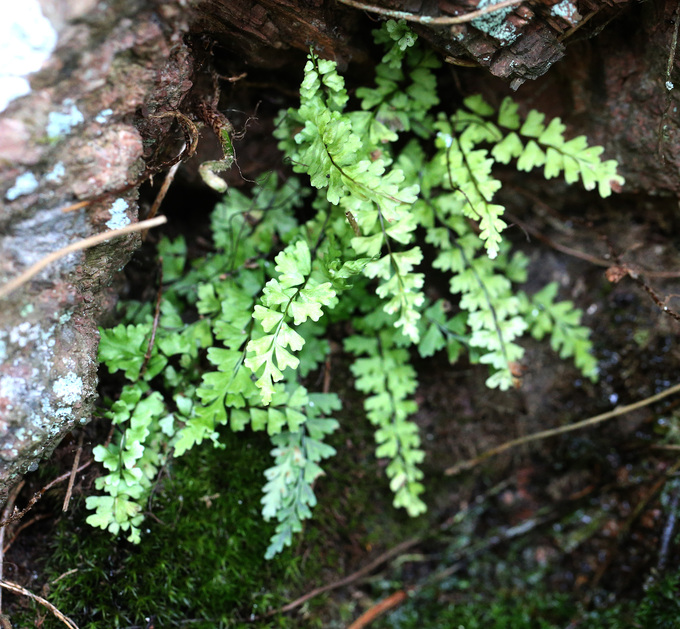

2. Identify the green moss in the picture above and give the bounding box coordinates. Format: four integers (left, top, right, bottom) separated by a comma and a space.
16, 430, 305, 628
379, 590, 578, 628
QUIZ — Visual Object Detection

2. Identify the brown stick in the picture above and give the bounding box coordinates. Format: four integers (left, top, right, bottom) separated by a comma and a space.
348, 590, 409, 629
139, 263, 164, 379
0, 461, 92, 529
337, 0, 524, 24
62, 433, 84, 512
50, 568, 79, 586
0, 579, 79, 629
142, 159, 181, 240
268, 537, 422, 616
505, 211, 610, 268
59, 200, 93, 214
0, 216, 167, 299
0, 482, 24, 612
3, 513, 52, 553
445, 381, 680, 475
588, 459, 680, 593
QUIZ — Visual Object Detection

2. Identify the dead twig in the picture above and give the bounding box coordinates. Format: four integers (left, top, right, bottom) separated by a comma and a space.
445, 381, 680, 475
139, 263, 164, 379
505, 211, 610, 267
265, 537, 422, 617
336, 0, 524, 24
348, 590, 409, 629
3, 513, 52, 553
557, 8, 599, 41
0, 579, 79, 629
148, 111, 199, 169
63, 433, 84, 513
506, 200, 680, 321
0, 461, 92, 529
346, 507, 550, 627
506, 185, 680, 280
142, 158, 182, 240
59, 200, 93, 214
652, 444, 680, 451
0, 216, 167, 299
0, 482, 24, 612
629, 271, 680, 323
588, 459, 680, 593
604, 237, 680, 323
50, 569, 79, 586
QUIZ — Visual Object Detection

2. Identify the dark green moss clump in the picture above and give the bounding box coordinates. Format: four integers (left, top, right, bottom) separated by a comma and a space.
17, 430, 305, 628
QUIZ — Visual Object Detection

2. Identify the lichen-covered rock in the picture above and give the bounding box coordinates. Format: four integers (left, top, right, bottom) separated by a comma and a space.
0, 0, 194, 500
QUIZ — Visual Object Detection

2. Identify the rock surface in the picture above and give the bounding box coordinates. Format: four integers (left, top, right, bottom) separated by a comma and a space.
0, 0, 194, 498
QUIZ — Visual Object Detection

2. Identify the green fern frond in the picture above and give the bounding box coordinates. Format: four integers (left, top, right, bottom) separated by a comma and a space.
346, 325, 426, 516
91, 19, 622, 558
262, 390, 340, 559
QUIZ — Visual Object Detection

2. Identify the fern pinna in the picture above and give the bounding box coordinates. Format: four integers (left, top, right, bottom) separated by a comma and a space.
92, 20, 622, 556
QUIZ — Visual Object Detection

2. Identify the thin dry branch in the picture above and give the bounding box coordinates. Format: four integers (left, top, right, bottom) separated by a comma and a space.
348, 590, 409, 629
0, 482, 24, 612
142, 159, 181, 240
0, 461, 92, 529
59, 200, 92, 214
508, 209, 680, 279
0, 215, 167, 299
445, 381, 680, 475
337, 0, 524, 24
588, 459, 680, 592
266, 537, 422, 617
0, 579, 79, 629
62, 433, 84, 513
3, 513, 52, 553
139, 263, 164, 379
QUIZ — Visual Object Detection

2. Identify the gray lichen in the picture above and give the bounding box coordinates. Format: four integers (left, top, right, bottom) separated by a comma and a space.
106, 198, 131, 230
550, 0, 581, 25
471, 0, 520, 46
53, 373, 84, 406
5, 172, 39, 201
46, 99, 85, 139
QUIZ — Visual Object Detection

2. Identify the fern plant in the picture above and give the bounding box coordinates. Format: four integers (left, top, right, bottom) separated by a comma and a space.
91, 20, 623, 557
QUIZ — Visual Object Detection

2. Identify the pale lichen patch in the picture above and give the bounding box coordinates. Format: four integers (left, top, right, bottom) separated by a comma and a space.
45, 161, 66, 183
6, 171, 39, 201
46, 99, 85, 139
0, 0, 57, 112
106, 198, 131, 229
95, 108, 114, 124
53, 372, 83, 406
550, 0, 581, 25
471, 0, 520, 46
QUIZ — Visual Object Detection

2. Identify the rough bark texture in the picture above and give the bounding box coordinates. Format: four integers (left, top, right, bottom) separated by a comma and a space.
0, 0, 195, 497
0, 0, 678, 500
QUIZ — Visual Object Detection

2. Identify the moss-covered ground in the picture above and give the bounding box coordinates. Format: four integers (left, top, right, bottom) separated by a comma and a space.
9, 429, 308, 628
